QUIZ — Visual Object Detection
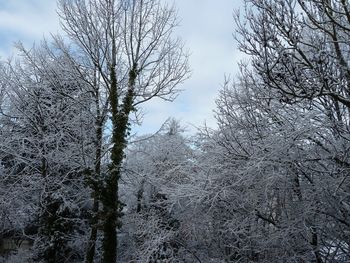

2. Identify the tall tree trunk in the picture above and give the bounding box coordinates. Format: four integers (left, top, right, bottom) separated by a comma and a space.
86, 120, 103, 263
136, 179, 145, 213
86, 199, 99, 263
101, 28, 138, 260
311, 227, 323, 263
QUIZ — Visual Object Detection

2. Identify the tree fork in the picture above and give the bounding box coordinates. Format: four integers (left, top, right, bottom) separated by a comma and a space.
101, 29, 138, 260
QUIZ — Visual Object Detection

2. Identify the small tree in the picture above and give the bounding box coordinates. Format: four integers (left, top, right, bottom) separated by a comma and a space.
121, 119, 194, 262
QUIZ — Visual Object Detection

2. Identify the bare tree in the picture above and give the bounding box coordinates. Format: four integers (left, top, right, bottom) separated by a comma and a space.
57, 0, 190, 261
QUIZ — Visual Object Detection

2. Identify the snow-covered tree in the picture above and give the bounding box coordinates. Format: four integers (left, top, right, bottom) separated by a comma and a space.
0, 42, 96, 262
120, 119, 197, 262
234, 0, 350, 261
170, 1, 350, 261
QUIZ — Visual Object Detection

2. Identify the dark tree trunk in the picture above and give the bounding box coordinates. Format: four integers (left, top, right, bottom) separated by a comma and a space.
311, 227, 323, 263
101, 34, 137, 261
136, 180, 145, 213
85, 120, 102, 263
85, 199, 99, 263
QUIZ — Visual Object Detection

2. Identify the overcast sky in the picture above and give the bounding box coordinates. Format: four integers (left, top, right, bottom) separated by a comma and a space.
0, 0, 245, 135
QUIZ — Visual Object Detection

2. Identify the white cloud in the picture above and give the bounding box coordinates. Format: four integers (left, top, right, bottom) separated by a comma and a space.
139, 0, 245, 134
0, 0, 58, 26
0, 0, 60, 57
0, 0, 246, 135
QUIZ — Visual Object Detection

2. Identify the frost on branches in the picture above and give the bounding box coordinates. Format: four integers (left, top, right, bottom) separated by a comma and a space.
1, 0, 350, 262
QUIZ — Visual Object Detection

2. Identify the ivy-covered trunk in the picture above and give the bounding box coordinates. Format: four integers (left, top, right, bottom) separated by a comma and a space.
101, 34, 138, 261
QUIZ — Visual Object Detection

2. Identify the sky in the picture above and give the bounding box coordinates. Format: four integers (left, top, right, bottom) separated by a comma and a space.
0, 0, 245, 135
